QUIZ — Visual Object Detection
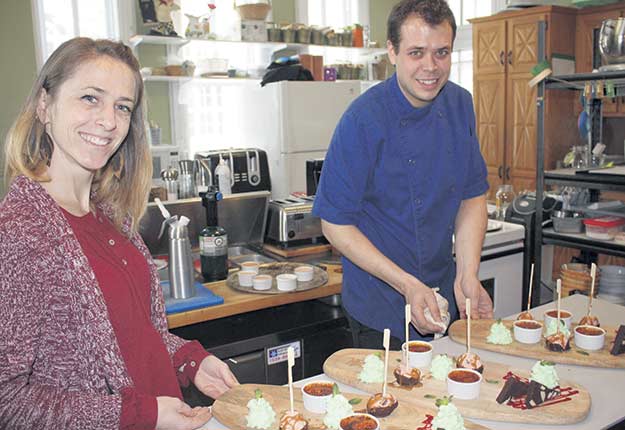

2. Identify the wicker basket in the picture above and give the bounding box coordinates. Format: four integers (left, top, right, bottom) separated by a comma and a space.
236, 3, 271, 21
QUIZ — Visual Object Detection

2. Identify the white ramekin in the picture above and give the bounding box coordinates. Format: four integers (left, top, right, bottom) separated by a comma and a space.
401, 341, 433, 368
447, 368, 482, 400
301, 381, 334, 414
574, 325, 606, 351
252, 274, 272, 291
237, 270, 256, 287
544, 309, 573, 331
240, 261, 260, 274
339, 413, 380, 430
513, 320, 543, 344
276, 273, 298, 292
294, 265, 314, 282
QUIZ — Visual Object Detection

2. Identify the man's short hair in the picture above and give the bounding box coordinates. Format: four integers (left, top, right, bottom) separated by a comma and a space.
387, 0, 457, 53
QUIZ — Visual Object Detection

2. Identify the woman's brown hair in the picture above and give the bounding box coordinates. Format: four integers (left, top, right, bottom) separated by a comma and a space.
4, 37, 151, 234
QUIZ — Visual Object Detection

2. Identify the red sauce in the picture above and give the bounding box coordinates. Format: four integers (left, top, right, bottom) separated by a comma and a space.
408, 342, 432, 353
515, 320, 542, 330
449, 369, 480, 383
576, 326, 604, 336
303, 382, 333, 396
340, 415, 378, 430
546, 310, 571, 318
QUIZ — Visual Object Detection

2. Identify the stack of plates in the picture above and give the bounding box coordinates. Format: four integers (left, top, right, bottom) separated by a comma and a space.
598, 265, 625, 305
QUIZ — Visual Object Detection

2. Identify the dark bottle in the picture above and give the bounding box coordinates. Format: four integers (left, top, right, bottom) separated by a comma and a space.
199, 187, 228, 282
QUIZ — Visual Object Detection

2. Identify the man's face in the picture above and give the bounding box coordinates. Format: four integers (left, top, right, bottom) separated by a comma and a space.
387, 15, 453, 108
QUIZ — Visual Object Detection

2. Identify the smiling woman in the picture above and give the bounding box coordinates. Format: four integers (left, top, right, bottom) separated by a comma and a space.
0, 37, 238, 430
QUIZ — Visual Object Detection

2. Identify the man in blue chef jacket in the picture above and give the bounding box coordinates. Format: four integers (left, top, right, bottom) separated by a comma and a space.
313, 0, 493, 347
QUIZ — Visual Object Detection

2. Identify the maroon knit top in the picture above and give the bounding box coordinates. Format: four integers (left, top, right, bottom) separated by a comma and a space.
64, 208, 207, 429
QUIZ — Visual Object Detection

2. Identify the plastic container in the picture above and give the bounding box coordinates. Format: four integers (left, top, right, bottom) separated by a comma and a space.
583, 216, 625, 240
214, 156, 232, 195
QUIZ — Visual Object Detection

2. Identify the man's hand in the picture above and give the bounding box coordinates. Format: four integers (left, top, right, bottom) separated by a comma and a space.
454, 274, 493, 319
194, 355, 239, 399
155, 396, 212, 430
403, 275, 445, 335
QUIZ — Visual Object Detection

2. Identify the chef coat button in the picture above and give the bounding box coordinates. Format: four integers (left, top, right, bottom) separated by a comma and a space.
401, 120, 407, 126
415, 198, 421, 205
438, 111, 443, 118
450, 185, 455, 192
190, 360, 196, 367
408, 159, 415, 165
108, 239, 115, 246
122, 259, 128, 266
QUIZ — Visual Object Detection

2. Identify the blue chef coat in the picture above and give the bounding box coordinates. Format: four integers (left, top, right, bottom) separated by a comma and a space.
313, 74, 489, 340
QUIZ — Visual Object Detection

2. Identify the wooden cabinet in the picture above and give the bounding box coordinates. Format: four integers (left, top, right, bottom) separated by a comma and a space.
575, 4, 624, 116
471, 7, 578, 198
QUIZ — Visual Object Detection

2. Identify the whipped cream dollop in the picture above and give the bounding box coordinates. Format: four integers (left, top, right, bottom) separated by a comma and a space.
323, 394, 353, 429
431, 402, 466, 430
430, 354, 455, 381
486, 320, 513, 345
530, 360, 559, 389
544, 319, 571, 338
358, 353, 385, 383
246, 395, 276, 429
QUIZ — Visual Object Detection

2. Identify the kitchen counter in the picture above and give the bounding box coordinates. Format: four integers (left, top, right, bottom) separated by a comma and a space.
202, 295, 625, 430
166, 263, 343, 329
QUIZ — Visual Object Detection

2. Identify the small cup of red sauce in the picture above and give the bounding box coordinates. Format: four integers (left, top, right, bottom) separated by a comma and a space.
574, 325, 606, 351
339, 413, 380, 430
513, 319, 543, 344
301, 381, 334, 413
401, 340, 433, 368
544, 309, 572, 331
447, 368, 482, 400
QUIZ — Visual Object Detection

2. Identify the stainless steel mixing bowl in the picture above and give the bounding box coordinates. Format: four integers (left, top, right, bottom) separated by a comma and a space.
600, 18, 625, 65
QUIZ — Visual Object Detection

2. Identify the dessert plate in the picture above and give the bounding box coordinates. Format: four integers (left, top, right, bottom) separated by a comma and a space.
449, 319, 625, 369
212, 383, 489, 430
323, 348, 590, 424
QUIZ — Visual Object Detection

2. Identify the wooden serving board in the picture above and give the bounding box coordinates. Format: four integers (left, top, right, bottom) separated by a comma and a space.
448, 319, 625, 369
263, 243, 332, 258
212, 383, 489, 430
323, 349, 591, 425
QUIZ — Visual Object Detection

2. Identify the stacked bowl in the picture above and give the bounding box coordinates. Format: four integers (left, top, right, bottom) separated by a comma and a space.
598, 265, 625, 305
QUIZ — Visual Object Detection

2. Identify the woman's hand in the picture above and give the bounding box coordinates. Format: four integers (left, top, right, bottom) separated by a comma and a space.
155, 396, 212, 430
194, 355, 239, 399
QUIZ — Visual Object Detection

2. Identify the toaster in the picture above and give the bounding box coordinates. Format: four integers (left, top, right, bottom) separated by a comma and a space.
265, 196, 326, 247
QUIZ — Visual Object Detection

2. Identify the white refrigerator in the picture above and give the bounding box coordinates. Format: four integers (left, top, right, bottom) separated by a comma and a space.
257, 80, 361, 200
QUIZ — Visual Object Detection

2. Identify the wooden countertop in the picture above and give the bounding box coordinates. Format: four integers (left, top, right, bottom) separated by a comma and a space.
166, 264, 343, 329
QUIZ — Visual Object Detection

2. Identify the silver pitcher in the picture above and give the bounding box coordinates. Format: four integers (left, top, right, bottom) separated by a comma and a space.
167, 218, 196, 299
600, 18, 625, 66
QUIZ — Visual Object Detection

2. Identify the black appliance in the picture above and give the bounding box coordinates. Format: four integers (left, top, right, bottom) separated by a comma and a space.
505, 193, 558, 308
305, 158, 324, 196
195, 148, 271, 194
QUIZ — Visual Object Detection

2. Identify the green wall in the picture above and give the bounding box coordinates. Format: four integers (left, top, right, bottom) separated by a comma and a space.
370, 0, 396, 47
0, 0, 37, 194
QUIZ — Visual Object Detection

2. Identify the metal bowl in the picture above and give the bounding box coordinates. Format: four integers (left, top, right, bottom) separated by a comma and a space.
599, 18, 625, 65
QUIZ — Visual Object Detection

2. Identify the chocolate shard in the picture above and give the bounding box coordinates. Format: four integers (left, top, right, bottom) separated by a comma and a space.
525, 381, 559, 409
610, 325, 625, 356
496, 378, 529, 404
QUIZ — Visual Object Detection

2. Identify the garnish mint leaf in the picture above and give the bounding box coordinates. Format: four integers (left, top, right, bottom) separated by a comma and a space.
348, 398, 362, 405
424, 394, 436, 399
576, 350, 590, 356
332, 383, 340, 396
254, 389, 262, 399
486, 379, 500, 384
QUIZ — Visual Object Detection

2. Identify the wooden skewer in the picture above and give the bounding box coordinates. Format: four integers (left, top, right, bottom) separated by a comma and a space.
404, 304, 410, 368
287, 347, 295, 413
556, 279, 562, 334
382, 329, 390, 397
527, 263, 535, 312
466, 298, 471, 354
588, 263, 597, 316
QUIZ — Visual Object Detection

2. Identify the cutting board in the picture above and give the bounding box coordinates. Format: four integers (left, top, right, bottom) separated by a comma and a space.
162, 281, 224, 314
212, 383, 489, 430
263, 243, 332, 258
448, 319, 625, 369
323, 349, 591, 425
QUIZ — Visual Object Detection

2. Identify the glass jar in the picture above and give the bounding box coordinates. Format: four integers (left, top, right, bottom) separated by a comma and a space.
495, 184, 516, 221
572, 145, 587, 169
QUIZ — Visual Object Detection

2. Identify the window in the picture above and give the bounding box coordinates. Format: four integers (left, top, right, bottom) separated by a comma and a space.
295, 0, 370, 31
31, 0, 135, 68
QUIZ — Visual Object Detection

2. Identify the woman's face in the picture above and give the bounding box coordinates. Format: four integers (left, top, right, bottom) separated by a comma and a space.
38, 56, 136, 177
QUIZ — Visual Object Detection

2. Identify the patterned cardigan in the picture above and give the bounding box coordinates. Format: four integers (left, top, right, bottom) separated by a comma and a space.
0, 176, 190, 429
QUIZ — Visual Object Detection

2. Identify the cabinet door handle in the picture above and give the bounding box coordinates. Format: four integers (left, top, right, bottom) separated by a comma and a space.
498, 165, 503, 179
505, 166, 511, 180
507, 50, 513, 65
499, 50, 505, 65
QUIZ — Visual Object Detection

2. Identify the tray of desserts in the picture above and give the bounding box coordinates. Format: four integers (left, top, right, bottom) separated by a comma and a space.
322, 348, 590, 424
212, 383, 489, 430
448, 315, 625, 369
226, 262, 328, 295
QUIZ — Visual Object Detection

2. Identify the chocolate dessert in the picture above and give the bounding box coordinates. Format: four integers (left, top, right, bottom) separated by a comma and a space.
279, 411, 308, 430
496, 378, 528, 404
545, 331, 571, 352
456, 352, 484, 373
611, 325, 625, 356
393, 365, 421, 386
517, 311, 534, 321
578, 315, 600, 327
525, 381, 559, 409
366, 393, 398, 418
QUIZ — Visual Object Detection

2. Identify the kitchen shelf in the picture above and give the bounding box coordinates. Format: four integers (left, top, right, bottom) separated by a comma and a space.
130, 34, 387, 56
544, 168, 625, 192
542, 227, 625, 259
